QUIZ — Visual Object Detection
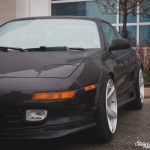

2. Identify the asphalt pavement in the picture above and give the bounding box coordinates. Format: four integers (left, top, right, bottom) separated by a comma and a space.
0, 99, 150, 150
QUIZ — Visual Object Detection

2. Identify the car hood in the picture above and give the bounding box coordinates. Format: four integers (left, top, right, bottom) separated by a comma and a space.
0, 50, 98, 78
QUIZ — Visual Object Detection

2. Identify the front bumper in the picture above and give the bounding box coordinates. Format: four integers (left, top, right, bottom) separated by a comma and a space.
0, 102, 96, 139
0, 118, 96, 139
0, 78, 97, 139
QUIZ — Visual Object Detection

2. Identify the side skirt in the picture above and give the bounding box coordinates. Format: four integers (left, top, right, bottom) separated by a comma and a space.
118, 96, 136, 108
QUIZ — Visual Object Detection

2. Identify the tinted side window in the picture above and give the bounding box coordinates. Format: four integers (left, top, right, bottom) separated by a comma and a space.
101, 23, 119, 45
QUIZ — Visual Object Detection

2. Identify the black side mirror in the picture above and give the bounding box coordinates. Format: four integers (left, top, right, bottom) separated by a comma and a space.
108, 38, 130, 51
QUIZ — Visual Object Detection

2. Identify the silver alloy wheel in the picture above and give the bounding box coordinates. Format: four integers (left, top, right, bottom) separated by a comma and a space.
106, 79, 117, 134
139, 69, 144, 103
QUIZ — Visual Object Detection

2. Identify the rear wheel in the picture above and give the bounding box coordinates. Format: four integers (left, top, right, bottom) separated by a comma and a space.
95, 76, 117, 142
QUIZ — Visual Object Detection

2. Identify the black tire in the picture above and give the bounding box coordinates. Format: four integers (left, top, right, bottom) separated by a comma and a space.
125, 68, 144, 110
94, 75, 117, 142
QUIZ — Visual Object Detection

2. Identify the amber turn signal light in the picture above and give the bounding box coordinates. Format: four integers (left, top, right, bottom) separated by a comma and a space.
33, 90, 76, 101
84, 84, 96, 91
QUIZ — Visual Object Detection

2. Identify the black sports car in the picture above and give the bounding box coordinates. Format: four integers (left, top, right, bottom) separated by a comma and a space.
0, 16, 144, 141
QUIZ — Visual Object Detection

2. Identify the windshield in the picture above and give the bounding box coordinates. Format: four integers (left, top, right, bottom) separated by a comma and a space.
0, 19, 101, 49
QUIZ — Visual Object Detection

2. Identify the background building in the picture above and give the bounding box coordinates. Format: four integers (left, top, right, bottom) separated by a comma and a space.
0, 0, 150, 46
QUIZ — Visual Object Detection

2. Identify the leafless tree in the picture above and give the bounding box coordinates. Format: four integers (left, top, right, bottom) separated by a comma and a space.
96, 0, 150, 39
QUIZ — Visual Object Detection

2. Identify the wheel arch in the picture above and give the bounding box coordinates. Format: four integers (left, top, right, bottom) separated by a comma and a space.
108, 72, 114, 81
141, 63, 144, 71
95, 71, 115, 107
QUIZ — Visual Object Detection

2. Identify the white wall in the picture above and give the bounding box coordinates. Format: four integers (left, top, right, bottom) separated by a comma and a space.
16, 0, 30, 18
16, 0, 51, 18
30, 0, 50, 17
0, 0, 16, 24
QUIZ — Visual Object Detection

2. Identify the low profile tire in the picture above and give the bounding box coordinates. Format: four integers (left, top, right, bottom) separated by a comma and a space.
95, 76, 117, 142
125, 68, 144, 110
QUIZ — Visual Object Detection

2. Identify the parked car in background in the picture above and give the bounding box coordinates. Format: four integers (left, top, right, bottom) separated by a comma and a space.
0, 16, 144, 142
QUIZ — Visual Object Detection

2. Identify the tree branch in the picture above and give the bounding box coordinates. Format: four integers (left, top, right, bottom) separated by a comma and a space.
96, 0, 150, 16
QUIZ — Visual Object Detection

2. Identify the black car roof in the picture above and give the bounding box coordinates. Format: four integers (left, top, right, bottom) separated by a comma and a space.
9, 16, 108, 24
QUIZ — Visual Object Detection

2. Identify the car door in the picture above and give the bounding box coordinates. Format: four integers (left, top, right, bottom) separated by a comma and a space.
101, 22, 135, 103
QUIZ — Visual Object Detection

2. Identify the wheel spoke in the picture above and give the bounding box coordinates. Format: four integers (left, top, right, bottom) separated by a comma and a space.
139, 70, 144, 103
139, 81, 144, 86
107, 107, 117, 119
106, 86, 115, 100
140, 91, 144, 99
105, 79, 117, 134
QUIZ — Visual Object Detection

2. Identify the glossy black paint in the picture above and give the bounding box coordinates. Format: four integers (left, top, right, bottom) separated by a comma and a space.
108, 38, 131, 51
0, 16, 141, 139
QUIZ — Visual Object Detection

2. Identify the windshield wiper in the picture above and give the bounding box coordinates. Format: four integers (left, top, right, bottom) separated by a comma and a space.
26, 46, 85, 51
68, 47, 85, 51
0, 46, 86, 52
0, 46, 27, 52
26, 46, 68, 51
